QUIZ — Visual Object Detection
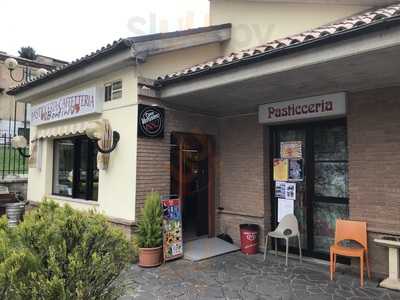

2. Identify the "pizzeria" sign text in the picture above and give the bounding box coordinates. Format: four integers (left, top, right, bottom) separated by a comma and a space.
258, 93, 346, 124
31, 87, 102, 126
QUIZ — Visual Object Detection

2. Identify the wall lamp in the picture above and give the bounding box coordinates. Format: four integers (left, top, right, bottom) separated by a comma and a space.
11, 120, 120, 159
4, 57, 48, 83
11, 136, 30, 158
85, 120, 120, 154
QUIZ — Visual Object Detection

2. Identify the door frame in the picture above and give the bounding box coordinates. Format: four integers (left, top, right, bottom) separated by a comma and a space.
268, 118, 349, 261
171, 132, 216, 238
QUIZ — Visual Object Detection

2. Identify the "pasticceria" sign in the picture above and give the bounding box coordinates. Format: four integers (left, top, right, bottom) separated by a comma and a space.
31, 87, 102, 126
258, 93, 346, 124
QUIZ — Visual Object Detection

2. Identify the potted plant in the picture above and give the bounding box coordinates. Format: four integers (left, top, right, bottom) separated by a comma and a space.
5, 192, 27, 227
137, 191, 163, 267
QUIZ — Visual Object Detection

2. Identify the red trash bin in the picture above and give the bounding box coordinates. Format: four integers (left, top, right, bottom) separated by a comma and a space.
239, 224, 259, 255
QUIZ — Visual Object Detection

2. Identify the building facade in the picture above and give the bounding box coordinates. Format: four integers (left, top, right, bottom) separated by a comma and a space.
0, 52, 66, 136
7, 0, 400, 278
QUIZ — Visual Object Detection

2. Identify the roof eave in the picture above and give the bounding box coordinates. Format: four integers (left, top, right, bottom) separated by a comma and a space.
160, 20, 400, 101
7, 40, 131, 97
12, 48, 135, 103
7, 23, 232, 97
158, 16, 400, 86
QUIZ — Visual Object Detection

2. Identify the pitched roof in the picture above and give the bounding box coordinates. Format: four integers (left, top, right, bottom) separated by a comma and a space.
0, 52, 65, 70
157, 2, 400, 84
7, 24, 231, 96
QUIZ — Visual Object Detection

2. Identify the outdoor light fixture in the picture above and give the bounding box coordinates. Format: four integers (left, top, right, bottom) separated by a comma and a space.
11, 135, 30, 158
4, 57, 48, 83
86, 120, 120, 154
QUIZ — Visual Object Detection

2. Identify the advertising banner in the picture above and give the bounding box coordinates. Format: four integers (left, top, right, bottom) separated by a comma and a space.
31, 87, 102, 125
259, 93, 346, 124
161, 197, 183, 261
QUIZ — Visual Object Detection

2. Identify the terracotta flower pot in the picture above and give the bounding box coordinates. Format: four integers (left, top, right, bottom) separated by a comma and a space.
138, 246, 163, 268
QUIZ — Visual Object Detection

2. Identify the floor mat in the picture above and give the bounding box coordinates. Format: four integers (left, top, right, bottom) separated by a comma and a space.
183, 237, 239, 261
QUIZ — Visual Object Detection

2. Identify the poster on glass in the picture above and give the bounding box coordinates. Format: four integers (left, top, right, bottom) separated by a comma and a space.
288, 159, 303, 181
278, 198, 294, 222
273, 158, 289, 181
280, 141, 302, 159
275, 181, 296, 201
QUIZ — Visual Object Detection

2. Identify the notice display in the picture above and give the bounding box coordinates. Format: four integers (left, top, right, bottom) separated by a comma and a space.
288, 159, 303, 181
278, 198, 294, 222
273, 159, 288, 181
275, 181, 296, 201
275, 181, 287, 199
30, 87, 102, 125
281, 141, 302, 159
259, 92, 347, 124
138, 104, 165, 138
161, 197, 183, 261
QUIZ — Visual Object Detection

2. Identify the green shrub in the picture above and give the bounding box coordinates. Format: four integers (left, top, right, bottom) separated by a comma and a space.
0, 200, 133, 300
137, 192, 163, 248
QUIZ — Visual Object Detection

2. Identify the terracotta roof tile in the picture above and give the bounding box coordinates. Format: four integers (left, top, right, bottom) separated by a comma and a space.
158, 2, 400, 84
7, 24, 231, 96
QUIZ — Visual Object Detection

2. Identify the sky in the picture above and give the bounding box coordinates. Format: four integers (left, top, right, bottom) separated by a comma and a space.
1, 0, 209, 62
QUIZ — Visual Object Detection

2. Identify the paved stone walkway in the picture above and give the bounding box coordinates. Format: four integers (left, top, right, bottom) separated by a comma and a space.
119, 251, 400, 299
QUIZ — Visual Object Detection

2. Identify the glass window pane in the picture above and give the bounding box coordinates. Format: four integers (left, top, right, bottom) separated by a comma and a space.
53, 139, 74, 196
77, 138, 89, 199
77, 138, 98, 201
112, 90, 122, 99
314, 125, 347, 161
91, 144, 99, 201
314, 162, 348, 198
277, 128, 308, 251
313, 202, 349, 253
105, 85, 112, 102
112, 80, 122, 90
278, 129, 305, 143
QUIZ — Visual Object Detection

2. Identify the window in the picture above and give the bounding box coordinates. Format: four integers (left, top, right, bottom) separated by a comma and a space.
105, 80, 122, 101
53, 136, 99, 201
17, 127, 30, 141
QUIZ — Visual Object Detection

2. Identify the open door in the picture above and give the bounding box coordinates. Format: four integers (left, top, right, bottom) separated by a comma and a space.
170, 132, 215, 241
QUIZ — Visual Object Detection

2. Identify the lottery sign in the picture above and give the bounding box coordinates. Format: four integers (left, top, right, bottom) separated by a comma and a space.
161, 197, 183, 261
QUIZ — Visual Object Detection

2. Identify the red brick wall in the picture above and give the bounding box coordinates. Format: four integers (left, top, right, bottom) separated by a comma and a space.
136, 107, 218, 218
135, 87, 400, 276
136, 109, 268, 246
348, 88, 400, 232
348, 87, 400, 276
217, 115, 267, 245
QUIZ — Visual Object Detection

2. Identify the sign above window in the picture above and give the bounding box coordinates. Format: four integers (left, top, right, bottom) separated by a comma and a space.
259, 93, 346, 124
31, 87, 103, 126
138, 104, 165, 138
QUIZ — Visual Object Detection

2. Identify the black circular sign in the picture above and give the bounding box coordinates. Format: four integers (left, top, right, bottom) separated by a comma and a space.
138, 105, 164, 138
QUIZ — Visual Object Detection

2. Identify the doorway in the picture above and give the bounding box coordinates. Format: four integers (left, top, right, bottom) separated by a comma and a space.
270, 119, 349, 260
170, 132, 215, 241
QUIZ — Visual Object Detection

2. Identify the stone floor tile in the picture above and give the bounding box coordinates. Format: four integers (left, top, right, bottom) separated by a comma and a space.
118, 252, 400, 300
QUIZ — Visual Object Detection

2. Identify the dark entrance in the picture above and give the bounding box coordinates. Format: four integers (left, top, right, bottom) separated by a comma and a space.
170, 133, 215, 241
270, 119, 349, 260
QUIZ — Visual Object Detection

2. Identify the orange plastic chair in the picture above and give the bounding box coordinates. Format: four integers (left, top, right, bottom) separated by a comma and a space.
330, 219, 371, 287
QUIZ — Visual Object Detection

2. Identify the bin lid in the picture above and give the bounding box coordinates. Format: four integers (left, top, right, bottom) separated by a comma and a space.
240, 224, 259, 230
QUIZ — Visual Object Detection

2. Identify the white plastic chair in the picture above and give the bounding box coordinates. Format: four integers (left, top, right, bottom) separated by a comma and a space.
263, 214, 302, 266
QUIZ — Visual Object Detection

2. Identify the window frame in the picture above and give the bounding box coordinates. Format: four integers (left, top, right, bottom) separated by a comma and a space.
52, 135, 98, 201
104, 79, 123, 102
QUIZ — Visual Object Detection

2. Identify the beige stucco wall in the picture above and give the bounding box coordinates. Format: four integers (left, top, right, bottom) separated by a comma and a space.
210, 0, 370, 53
0, 62, 29, 123
139, 43, 222, 79
27, 66, 138, 222
24, 40, 227, 224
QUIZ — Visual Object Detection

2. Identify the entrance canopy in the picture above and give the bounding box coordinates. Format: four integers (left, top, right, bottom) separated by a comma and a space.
158, 4, 400, 117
